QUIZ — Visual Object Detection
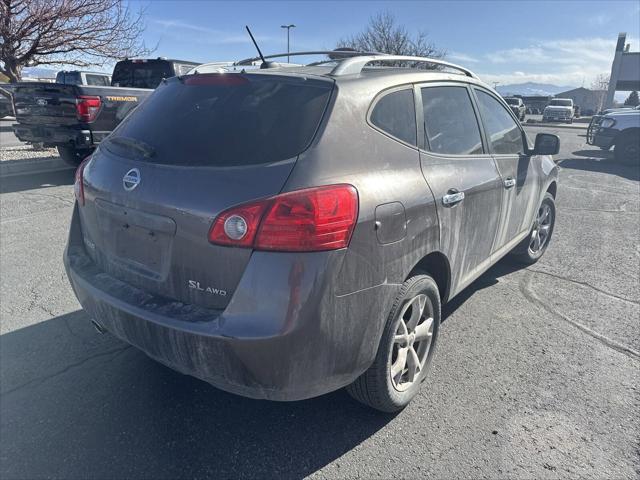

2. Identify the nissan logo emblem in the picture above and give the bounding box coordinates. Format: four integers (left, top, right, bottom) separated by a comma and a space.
123, 168, 141, 191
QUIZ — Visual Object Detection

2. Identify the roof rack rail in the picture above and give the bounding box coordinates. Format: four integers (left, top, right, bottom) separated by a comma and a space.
329, 55, 478, 79
235, 50, 376, 66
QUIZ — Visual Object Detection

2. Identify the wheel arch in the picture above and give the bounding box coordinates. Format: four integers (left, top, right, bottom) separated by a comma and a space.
546, 180, 557, 198
407, 251, 451, 303
613, 127, 640, 145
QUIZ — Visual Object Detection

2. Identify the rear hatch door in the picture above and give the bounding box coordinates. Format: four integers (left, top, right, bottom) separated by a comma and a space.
79, 73, 334, 309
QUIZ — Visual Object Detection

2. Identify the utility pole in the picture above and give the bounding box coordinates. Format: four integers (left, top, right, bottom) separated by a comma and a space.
281, 24, 296, 63
493, 81, 500, 90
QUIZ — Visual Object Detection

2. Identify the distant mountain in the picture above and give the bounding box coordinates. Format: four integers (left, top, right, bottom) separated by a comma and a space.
22, 67, 57, 79
496, 82, 575, 97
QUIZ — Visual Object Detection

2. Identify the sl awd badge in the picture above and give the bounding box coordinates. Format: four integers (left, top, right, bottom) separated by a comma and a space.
123, 168, 141, 191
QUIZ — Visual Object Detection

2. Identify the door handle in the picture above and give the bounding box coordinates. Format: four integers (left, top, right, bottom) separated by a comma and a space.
504, 177, 516, 189
442, 189, 465, 206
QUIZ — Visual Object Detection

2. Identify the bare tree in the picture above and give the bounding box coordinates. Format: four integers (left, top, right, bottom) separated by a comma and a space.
336, 12, 445, 66
590, 73, 610, 91
0, 0, 151, 82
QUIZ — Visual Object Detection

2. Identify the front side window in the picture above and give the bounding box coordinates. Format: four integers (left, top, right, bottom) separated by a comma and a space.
370, 89, 417, 146
550, 99, 572, 107
475, 90, 524, 155
421, 86, 483, 155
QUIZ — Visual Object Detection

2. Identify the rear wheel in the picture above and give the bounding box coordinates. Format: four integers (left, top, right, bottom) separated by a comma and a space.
614, 132, 640, 164
56, 145, 93, 167
510, 192, 556, 264
346, 274, 441, 413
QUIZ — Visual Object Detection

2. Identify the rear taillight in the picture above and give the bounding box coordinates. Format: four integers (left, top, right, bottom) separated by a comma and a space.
75, 96, 101, 122
208, 185, 359, 252
74, 157, 91, 206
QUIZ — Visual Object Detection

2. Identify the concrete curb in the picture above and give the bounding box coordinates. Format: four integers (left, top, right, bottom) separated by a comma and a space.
0, 156, 73, 178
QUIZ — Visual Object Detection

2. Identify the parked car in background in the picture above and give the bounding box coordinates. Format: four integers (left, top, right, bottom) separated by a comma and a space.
0, 86, 14, 118
504, 97, 526, 120
65, 52, 560, 413
56, 71, 111, 86
11, 58, 199, 165
587, 106, 640, 163
543, 98, 574, 123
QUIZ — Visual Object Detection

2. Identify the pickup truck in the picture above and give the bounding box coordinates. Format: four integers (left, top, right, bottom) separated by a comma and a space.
542, 98, 574, 124
587, 106, 639, 163
504, 97, 526, 120
11, 58, 199, 165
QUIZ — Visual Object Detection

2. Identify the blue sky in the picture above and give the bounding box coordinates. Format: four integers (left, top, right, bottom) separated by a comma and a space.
130, 0, 639, 88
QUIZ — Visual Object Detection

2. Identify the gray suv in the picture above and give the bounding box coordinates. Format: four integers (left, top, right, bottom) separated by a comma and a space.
64, 53, 560, 412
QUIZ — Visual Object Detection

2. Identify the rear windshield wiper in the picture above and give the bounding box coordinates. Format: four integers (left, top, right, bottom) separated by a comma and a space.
104, 136, 155, 158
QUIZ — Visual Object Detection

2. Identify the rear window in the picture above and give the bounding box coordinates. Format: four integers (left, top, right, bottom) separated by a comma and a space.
111, 61, 174, 89
107, 74, 334, 166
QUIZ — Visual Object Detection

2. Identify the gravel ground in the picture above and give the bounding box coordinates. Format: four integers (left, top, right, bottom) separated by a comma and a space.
0, 145, 58, 162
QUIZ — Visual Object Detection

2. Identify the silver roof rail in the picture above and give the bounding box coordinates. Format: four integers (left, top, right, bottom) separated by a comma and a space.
235, 50, 376, 66
329, 55, 478, 79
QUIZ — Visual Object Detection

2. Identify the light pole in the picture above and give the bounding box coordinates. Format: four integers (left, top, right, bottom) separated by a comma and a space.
281, 24, 296, 63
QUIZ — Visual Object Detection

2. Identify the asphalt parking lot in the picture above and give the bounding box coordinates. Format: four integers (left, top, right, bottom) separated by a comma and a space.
1, 127, 638, 479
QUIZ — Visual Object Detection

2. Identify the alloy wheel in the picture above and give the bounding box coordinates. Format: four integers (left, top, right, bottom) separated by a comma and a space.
389, 294, 434, 391
529, 203, 553, 254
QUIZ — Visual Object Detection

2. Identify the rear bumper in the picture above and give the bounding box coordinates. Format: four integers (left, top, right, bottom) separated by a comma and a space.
64, 206, 400, 401
12, 124, 99, 147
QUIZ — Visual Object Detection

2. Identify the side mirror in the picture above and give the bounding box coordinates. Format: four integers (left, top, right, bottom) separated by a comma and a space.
531, 133, 560, 156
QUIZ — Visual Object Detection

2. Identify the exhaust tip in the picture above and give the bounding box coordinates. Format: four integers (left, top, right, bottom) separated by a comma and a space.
91, 319, 106, 334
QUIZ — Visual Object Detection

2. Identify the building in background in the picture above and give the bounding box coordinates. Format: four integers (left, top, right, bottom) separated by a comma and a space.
553, 87, 607, 115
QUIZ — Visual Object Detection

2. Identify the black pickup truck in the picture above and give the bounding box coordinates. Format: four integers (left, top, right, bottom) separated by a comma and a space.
12, 58, 199, 165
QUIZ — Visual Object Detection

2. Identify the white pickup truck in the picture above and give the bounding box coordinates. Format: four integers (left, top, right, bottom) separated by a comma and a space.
587, 106, 640, 163
543, 98, 574, 124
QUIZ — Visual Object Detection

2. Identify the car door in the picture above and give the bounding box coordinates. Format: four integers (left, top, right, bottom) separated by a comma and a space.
416, 83, 503, 298
472, 87, 540, 255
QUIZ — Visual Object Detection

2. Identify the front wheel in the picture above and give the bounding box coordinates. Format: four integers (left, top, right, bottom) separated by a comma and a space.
614, 132, 640, 164
346, 274, 441, 413
510, 192, 556, 264
57, 145, 93, 167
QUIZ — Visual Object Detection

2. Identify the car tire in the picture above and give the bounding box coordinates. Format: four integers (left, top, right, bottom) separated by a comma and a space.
510, 192, 556, 265
346, 274, 441, 413
614, 132, 640, 164
57, 145, 93, 167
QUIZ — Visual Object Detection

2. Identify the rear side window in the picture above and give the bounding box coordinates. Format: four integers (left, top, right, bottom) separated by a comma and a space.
475, 89, 524, 155
175, 64, 196, 76
370, 89, 417, 146
56, 72, 81, 85
108, 74, 334, 166
85, 74, 110, 86
421, 86, 483, 155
